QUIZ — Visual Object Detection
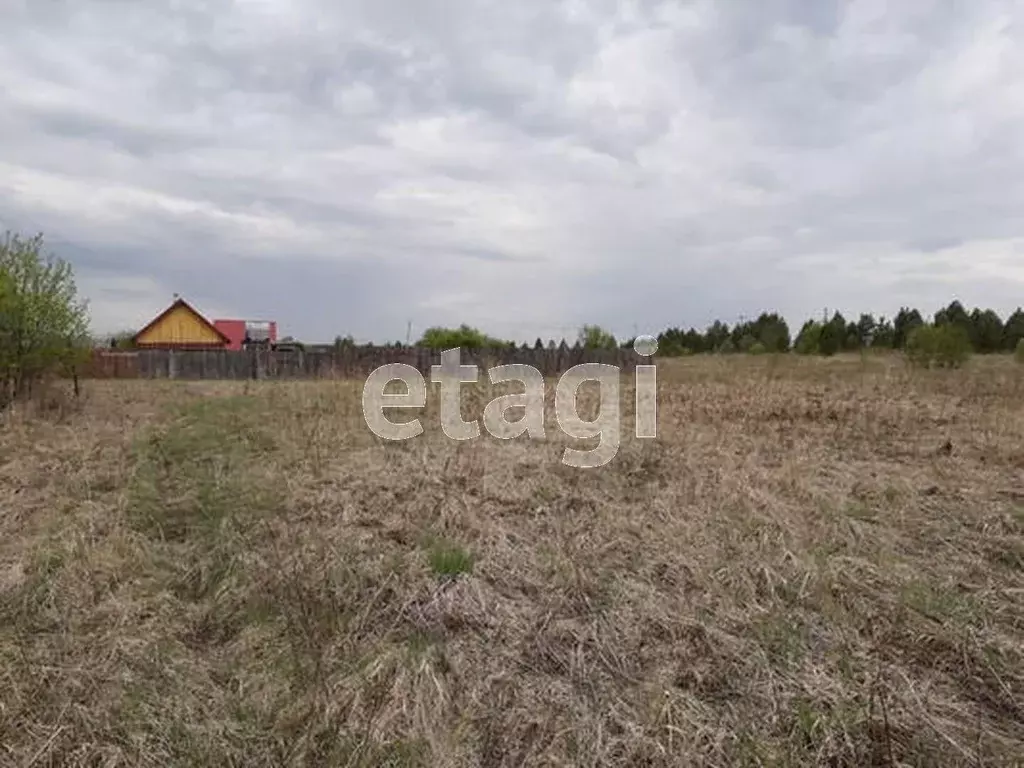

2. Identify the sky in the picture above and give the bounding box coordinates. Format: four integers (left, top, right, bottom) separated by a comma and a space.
2, 0, 1023, 344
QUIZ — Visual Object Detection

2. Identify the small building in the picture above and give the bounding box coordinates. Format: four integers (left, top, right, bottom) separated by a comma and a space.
132, 297, 232, 350
212, 319, 279, 351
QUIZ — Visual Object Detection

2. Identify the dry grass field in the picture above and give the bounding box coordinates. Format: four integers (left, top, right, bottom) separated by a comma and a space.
1, 354, 1022, 767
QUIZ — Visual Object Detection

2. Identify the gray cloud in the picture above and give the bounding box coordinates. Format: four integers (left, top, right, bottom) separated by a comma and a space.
1, 0, 1023, 344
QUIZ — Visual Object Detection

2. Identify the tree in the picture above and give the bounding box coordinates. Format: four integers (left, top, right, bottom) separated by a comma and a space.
794, 320, 822, 354
872, 316, 895, 348
969, 308, 1003, 353
844, 320, 860, 351
893, 307, 924, 349
729, 321, 751, 351
683, 328, 706, 353
704, 320, 730, 352
657, 327, 688, 356
333, 334, 355, 350
1003, 309, 1024, 351
751, 312, 790, 352
417, 324, 506, 350
818, 312, 847, 356
855, 314, 877, 348
934, 300, 970, 330
578, 324, 617, 350
0, 231, 90, 407
659, 326, 706, 355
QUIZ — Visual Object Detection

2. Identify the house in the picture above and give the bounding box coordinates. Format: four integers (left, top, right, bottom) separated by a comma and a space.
212, 318, 278, 351
132, 297, 232, 349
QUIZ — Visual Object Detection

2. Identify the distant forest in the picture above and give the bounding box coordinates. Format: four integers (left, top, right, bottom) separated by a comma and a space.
655, 301, 1024, 356
400, 301, 1024, 357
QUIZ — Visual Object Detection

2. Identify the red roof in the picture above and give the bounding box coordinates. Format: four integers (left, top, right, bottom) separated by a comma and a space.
213, 319, 278, 351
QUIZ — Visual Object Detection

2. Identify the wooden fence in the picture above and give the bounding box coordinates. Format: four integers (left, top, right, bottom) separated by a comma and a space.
82, 346, 642, 380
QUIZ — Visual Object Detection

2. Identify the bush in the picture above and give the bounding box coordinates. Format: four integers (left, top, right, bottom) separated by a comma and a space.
417, 324, 507, 350
748, 341, 767, 355
794, 321, 822, 355
1015, 339, 1024, 364
578, 324, 617, 350
905, 324, 972, 369
736, 334, 758, 353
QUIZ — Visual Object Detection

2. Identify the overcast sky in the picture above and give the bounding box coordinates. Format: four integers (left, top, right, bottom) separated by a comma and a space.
2, 0, 1023, 344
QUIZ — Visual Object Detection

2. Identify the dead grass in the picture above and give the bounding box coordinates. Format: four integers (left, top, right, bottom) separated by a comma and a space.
1, 353, 1022, 766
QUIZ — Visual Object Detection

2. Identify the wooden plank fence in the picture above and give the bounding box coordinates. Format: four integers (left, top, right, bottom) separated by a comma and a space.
82, 346, 642, 380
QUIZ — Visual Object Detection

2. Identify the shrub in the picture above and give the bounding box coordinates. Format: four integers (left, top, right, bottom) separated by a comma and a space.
417, 324, 507, 350
578, 324, 617, 350
1015, 339, 1024, 364
736, 334, 758, 353
794, 321, 822, 355
905, 324, 972, 369
748, 341, 767, 355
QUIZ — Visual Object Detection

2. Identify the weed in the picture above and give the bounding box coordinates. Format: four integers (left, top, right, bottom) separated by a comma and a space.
426, 540, 475, 578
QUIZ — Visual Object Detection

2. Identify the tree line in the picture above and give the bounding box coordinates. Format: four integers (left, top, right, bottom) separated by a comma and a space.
413, 305, 1024, 361
658, 304, 1024, 357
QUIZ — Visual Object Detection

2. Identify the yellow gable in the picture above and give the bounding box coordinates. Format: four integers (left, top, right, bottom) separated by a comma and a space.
135, 303, 224, 345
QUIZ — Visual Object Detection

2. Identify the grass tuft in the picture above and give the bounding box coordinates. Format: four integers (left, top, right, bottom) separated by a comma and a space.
426, 540, 475, 578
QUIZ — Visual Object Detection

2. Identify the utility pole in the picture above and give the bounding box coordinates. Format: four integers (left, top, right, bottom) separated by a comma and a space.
405, 320, 412, 346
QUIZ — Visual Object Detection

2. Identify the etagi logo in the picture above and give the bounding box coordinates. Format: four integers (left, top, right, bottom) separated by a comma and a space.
361, 336, 659, 468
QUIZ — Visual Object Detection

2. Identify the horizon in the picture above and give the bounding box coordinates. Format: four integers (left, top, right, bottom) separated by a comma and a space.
84, 293, 1022, 350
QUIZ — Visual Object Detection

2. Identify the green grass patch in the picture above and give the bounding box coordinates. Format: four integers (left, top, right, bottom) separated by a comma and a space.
425, 539, 475, 578
127, 395, 281, 543
899, 580, 985, 625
